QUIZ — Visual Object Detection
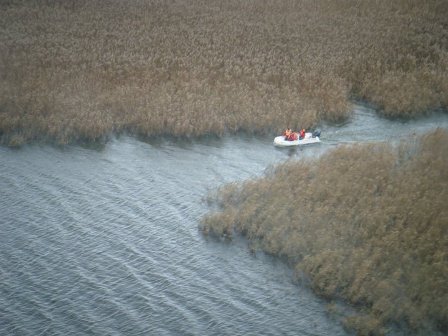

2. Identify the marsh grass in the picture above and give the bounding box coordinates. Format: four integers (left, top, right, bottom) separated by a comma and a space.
201, 129, 448, 335
1, 0, 447, 145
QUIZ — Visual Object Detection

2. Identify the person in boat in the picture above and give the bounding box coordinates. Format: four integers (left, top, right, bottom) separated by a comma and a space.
283, 128, 292, 140
299, 128, 306, 140
283, 128, 299, 141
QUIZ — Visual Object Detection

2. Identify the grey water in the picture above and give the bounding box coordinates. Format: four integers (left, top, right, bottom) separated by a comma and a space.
1, 105, 447, 336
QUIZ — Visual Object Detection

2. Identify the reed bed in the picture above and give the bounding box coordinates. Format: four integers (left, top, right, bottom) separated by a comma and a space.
201, 129, 448, 335
1, 0, 447, 145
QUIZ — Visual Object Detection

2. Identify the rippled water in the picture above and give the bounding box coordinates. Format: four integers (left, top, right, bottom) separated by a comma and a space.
1, 106, 447, 335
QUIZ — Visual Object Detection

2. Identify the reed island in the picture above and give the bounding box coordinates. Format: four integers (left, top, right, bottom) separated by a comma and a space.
202, 130, 448, 335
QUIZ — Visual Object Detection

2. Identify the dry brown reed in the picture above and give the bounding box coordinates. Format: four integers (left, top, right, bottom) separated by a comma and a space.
201, 129, 448, 335
1, 0, 447, 145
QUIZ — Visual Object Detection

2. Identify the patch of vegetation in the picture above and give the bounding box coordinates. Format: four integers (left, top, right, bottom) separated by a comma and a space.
1, 0, 447, 145
201, 129, 448, 335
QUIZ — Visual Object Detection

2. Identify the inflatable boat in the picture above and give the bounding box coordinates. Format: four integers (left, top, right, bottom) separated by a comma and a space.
274, 131, 321, 147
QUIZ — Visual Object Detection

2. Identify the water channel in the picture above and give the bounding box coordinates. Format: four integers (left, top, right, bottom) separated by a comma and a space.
1, 105, 447, 335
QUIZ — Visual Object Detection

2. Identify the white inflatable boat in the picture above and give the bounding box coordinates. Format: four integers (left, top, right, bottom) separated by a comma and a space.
273, 132, 321, 147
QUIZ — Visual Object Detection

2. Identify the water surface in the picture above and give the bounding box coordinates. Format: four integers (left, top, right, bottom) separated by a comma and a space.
1, 106, 447, 335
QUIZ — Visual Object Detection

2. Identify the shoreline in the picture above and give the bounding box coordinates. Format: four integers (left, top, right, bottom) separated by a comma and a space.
3, 104, 447, 148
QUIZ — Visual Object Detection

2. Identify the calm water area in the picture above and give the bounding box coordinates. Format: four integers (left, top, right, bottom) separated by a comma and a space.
1, 105, 447, 335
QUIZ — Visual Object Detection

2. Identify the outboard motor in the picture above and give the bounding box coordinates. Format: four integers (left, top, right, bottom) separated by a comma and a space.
312, 130, 321, 138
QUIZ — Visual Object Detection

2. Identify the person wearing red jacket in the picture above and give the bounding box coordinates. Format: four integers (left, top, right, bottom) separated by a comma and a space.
283, 128, 292, 140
